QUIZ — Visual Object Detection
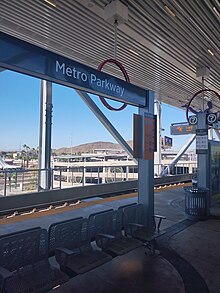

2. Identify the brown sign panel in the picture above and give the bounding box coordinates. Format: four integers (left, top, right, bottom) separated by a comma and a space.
144, 116, 155, 160
133, 114, 143, 158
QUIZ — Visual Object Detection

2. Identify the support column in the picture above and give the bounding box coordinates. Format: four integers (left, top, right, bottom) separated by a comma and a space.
154, 100, 162, 176
38, 80, 53, 190
138, 90, 155, 230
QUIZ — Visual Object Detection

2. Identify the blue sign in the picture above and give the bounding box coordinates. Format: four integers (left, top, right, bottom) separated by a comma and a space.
0, 32, 148, 107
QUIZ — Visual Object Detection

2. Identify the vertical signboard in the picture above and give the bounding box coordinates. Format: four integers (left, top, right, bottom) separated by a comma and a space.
133, 114, 156, 160
133, 114, 143, 158
144, 115, 156, 160
196, 129, 208, 154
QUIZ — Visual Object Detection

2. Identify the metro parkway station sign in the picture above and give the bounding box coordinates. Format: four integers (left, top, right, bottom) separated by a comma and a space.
0, 32, 149, 108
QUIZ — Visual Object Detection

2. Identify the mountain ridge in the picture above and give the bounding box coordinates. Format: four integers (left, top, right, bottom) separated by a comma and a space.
53, 140, 133, 155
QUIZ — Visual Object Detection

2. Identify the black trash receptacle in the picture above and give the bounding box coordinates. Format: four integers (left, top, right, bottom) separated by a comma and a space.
184, 187, 209, 220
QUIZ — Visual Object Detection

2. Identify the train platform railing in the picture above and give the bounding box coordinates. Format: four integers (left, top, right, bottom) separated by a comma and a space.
0, 162, 197, 196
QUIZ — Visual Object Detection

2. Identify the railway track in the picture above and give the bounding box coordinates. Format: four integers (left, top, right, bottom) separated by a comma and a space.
0, 181, 190, 220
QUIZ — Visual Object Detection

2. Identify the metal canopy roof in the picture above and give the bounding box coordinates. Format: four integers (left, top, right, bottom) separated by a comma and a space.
0, 0, 219, 112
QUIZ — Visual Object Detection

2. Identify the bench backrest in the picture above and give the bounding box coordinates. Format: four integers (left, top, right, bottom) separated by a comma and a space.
0, 226, 42, 239
123, 203, 144, 226
54, 218, 90, 253
48, 217, 82, 255
95, 209, 123, 238
0, 228, 48, 271
88, 209, 113, 241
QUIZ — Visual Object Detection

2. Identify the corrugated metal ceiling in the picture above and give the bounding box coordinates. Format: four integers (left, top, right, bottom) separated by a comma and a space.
0, 0, 219, 111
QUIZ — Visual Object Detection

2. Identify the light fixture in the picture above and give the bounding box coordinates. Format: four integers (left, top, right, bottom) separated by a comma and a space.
208, 48, 214, 56
203, 96, 212, 102
164, 5, 176, 17
129, 48, 139, 56
44, 0, 56, 7
213, 7, 220, 18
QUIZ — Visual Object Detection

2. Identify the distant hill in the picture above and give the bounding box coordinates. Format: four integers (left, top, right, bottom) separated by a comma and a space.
53, 141, 133, 155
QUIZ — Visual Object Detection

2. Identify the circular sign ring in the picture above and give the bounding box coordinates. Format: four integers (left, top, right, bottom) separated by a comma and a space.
97, 58, 129, 111
186, 89, 220, 122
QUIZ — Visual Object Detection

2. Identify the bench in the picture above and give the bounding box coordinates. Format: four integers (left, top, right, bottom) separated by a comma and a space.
122, 203, 166, 254
53, 217, 112, 276
0, 228, 68, 293
95, 209, 142, 256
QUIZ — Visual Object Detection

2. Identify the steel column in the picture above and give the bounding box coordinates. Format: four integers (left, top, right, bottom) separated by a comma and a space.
38, 80, 52, 190
154, 100, 162, 176
138, 90, 155, 229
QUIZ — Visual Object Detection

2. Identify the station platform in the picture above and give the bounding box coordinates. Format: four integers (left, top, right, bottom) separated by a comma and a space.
0, 185, 220, 293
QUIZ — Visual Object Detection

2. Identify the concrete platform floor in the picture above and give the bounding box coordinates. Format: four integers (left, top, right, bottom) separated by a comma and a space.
49, 246, 185, 293
1, 186, 220, 293
48, 217, 220, 293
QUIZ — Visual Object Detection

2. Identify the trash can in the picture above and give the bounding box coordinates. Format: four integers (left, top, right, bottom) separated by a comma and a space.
184, 187, 209, 220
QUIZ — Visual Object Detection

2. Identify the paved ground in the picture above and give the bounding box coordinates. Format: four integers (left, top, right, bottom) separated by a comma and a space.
1, 186, 220, 293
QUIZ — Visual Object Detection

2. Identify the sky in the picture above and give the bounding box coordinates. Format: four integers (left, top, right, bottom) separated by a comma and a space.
0, 70, 192, 151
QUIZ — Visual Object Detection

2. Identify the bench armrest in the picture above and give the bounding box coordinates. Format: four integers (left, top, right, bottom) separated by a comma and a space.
125, 222, 145, 237
0, 266, 13, 292
128, 223, 144, 228
0, 267, 13, 280
56, 247, 74, 256
153, 215, 166, 231
97, 233, 115, 240
96, 233, 115, 249
55, 247, 74, 267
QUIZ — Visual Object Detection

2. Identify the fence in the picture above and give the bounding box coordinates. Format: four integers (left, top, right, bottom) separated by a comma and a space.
0, 162, 197, 196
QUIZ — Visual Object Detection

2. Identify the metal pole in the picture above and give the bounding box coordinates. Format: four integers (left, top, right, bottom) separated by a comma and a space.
126, 165, 129, 181
4, 171, 7, 196
154, 100, 162, 176
59, 169, 62, 189
51, 169, 54, 189
114, 20, 118, 60
82, 167, 85, 186
138, 90, 155, 229
98, 167, 100, 184
38, 80, 53, 191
